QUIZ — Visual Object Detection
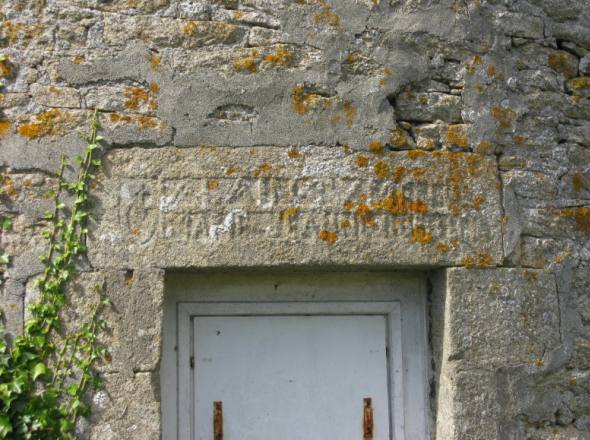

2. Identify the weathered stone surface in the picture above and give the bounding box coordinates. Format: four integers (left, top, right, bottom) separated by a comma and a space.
88, 146, 502, 268
65, 269, 165, 376
85, 372, 160, 440
445, 268, 561, 369
1, 0, 590, 437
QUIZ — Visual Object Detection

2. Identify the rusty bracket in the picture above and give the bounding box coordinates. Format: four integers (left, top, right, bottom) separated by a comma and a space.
213, 401, 223, 440
363, 398, 374, 440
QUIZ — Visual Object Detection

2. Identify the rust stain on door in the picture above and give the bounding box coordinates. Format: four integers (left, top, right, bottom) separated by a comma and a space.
213, 401, 223, 440
363, 397, 373, 440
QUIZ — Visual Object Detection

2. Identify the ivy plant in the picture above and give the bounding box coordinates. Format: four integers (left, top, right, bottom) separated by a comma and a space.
0, 110, 109, 439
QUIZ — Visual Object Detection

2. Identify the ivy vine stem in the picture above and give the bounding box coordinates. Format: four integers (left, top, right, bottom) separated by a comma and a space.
0, 109, 109, 439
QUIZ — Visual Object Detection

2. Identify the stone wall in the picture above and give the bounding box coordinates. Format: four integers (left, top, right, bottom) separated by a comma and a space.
0, 0, 589, 438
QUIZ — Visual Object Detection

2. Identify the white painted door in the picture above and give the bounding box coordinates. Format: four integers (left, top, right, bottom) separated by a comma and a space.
192, 315, 391, 440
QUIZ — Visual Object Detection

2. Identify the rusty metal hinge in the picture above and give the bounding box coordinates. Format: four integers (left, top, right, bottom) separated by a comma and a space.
363, 398, 373, 440
213, 401, 223, 440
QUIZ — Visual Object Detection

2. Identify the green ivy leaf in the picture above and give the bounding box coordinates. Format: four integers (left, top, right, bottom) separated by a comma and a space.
32, 362, 46, 380
0, 218, 12, 231
0, 254, 9, 265
0, 414, 12, 438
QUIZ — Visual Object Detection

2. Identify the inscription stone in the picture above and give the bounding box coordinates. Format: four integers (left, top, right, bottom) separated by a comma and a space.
89, 146, 502, 268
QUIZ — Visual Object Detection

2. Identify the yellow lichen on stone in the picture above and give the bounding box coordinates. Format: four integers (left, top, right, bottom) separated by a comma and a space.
17, 109, 72, 139
342, 101, 356, 126
573, 173, 585, 192
263, 45, 293, 66
374, 161, 389, 178
287, 147, 303, 159
207, 179, 219, 190
444, 124, 469, 149
355, 154, 369, 167
233, 49, 260, 73
124, 87, 150, 110
150, 54, 161, 71
319, 229, 338, 244
411, 225, 433, 245
0, 120, 11, 138
491, 106, 516, 129
280, 207, 299, 222
390, 127, 410, 148
254, 163, 272, 177
368, 140, 384, 154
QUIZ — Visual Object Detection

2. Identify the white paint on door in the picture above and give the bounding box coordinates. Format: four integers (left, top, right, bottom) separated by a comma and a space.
193, 315, 391, 440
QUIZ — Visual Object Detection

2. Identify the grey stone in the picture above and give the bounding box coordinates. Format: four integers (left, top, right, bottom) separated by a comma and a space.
445, 268, 561, 369
88, 146, 503, 269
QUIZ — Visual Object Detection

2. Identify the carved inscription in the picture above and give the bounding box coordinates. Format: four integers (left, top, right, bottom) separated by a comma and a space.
90, 147, 503, 268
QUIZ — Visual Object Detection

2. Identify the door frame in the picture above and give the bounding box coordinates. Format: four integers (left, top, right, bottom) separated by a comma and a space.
161, 271, 429, 440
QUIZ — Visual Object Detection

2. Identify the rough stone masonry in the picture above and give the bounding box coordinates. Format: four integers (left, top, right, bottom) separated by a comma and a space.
0, 0, 589, 438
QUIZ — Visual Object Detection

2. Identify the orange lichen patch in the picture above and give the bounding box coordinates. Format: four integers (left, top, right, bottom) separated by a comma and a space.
339, 219, 351, 229
124, 87, 150, 110
149, 83, 160, 94
472, 195, 485, 210
355, 203, 375, 225
2, 175, 17, 198
412, 167, 426, 180
464, 55, 482, 74
291, 85, 328, 115
436, 242, 450, 253
345, 52, 360, 64
475, 141, 493, 154
372, 190, 428, 216
343, 200, 355, 210
150, 54, 161, 71
390, 127, 410, 148
72, 55, 84, 65
419, 95, 428, 105
319, 229, 338, 244
523, 270, 539, 283
461, 253, 494, 268
280, 207, 299, 222
407, 149, 426, 160
374, 161, 389, 178
491, 106, 516, 129
567, 77, 590, 93
0, 21, 43, 48
287, 147, 303, 159
0, 121, 11, 138
342, 100, 356, 126
263, 45, 293, 66
125, 271, 134, 286
355, 154, 369, 167
341, 144, 350, 154
562, 207, 590, 233
368, 140, 384, 154
183, 21, 200, 34
486, 64, 496, 77
383, 67, 392, 76
225, 165, 241, 176
392, 166, 406, 183
254, 163, 272, 177
232, 10, 244, 19
513, 135, 527, 145
108, 113, 163, 129
17, 109, 72, 139
233, 49, 260, 73
207, 179, 219, 190
411, 225, 432, 244
573, 172, 585, 192
312, 5, 342, 31
0, 56, 12, 78
444, 124, 469, 149
548, 51, 577, 78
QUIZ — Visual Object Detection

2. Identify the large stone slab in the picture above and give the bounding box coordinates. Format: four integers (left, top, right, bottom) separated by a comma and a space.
89, 146, 502, 268
444, 268, 561, 369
